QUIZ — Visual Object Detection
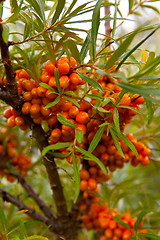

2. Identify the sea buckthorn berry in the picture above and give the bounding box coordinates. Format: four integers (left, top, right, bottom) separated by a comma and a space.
122, 229, 132, 240
80, 169, 90, 180
21, 79, 35, 91
57, 60, 70, 75
3, 108, 12, 118
40, 73, 50, 83
104, 228, 113, 239
15, 116, 25, 126
118, 93, 131, 106
22, 102, 32, 115
37, 86, 46, 97
7, 115, 16, 128
43, 61, 55, 75
131, 94, 145, 105
76, 111, 89, 124
41, 105, 50, 117
47, 115, 58, 129
50, 128, 61, 143
33, 116, 43, 124
114, 228, 123, 238
70, 57, 77, 68
59, 75, 70, 89
109, 219, 117, 229
76, 123, 86, 135
80, 180, 88, 192
18, 69, 30, 79
100, 152, 109, 162
31, 98, 42, 105
141, 156, 150, 166
23, 91, 32, 101
49, 76, 56, 88
61, 101, 72, 112
70, 72, 82, 85
88, 178, 97, 190
31, 87, 38, 98
42, 97, 51, 106
69, 106, 79, 118
30, 104, 41, 116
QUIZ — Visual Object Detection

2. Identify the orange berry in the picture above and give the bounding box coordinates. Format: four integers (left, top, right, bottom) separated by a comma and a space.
70, 57, 77, 68
23, 91, 32, 101
76, 111, 89, 124
37, 86, 46, 97
43, 61, 55, 75
31, 98, 42, 105
33, 116, 43, 124
40, 105, 50, 117
122, 229, 132, 240
18, 69, 30, 79
7, 115, 16, 128
40, 73, 50, 83
47, 115, 58, 129
57, 61, 70, 75
49, 76, 56, 88
114, 228, 123, 238
70, 72, 82, 85
104, 228, 113, 239
59, 75, 70, 89
80, 180, 88, 191
22, 102, 32, 115
31, 87, 38, 98
131, 94, 145, 105
88, 178, 97, 190
100, 152, 109, 162
80, 169, 90, 180
76, 123, 86, 135
42, 97, 51, 106
118, 93, 131, 106
109, 219, 117, 229
141, 156, 150, 166
30, 104, 41, 115
15, 116, 25, 126
3, 108, 12, 118
61, 101, 73, 112
45, 89, 57, 99
69, 106, 79, 118
50, 128, 62, 143
21, 79, 35, 91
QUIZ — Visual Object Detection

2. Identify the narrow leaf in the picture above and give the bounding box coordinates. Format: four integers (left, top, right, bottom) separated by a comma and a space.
113, 108, 120, 133
42, 142, 73, 156
2, 24, 9, 43
63, 95, 80, 108
44, 96, 60, 109
145, 99, 154, 125
80, 33, 91, 61
134, 209, 154, 231
110, 128, 124, 158
75, 146, 107, 174
88, 126, 106, 153
113, 215, 131, 229
91, 0, 103, 61
57, 114, 76, 128
112, 0, 117, 38
65, 39, 81, 63
138, 232, 160, 240
51, 0, 65, 25
75, 129, 84, 143
39, 82, 57, 93
0, 206, 7, 232
77, 71, 104, 93
54, 68, 61, 93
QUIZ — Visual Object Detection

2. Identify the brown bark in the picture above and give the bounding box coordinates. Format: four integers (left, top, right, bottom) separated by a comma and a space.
104, 2, 111, 37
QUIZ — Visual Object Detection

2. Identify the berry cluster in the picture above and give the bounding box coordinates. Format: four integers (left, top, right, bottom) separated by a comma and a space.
2, 56, 151, 186
80, 194, 147, 240
0, 128, 31, 182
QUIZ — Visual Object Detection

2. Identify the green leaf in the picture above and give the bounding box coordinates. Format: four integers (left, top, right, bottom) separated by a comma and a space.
57, 114, 76, 128
2, 24, 9, 43
63, 95, 80, 108
86, 93, 104, 101
49, 151, 71, 158
0, 206, 7, 232
51, 0, 65, 25
75, 146, 107, 175
116, 25, 160, 71
113, 108, 120, 133
112, 0, 117, 38
134, 209, 154, 231
76, 71, 104, 93
145, 99, 154, 125
72, 153, 80, 203
80, 32, 91, 62
116, 81, 160, 105
91, 0, 103, 61
65, 39, 81, 63
138, 232, 160, 239
105, 32, 136, 70
110, 128, 124, 158
113, 215, 131, 229
75, 129, 84, 143
54, 68, 61, 93
42, 142, 73, 156
118, 105, 145, 117
112, 128, 138, 158
25, 0, 45, 23
63, 0, 77, 17
44, 96, 60, 109
128, 0, 134, 13
88, 126, 106, 153
39, 82, 57, 93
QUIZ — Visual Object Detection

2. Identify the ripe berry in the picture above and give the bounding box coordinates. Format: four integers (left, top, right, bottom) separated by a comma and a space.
30, 104, 41, 116
76, 111, 89, 124
7, 115, 16, 128
43, 61, 55, 75
22, 102, 32, 115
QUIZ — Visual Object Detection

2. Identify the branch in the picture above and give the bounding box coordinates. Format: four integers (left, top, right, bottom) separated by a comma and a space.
104, 1, 111, 37
0, 187, 58, 231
